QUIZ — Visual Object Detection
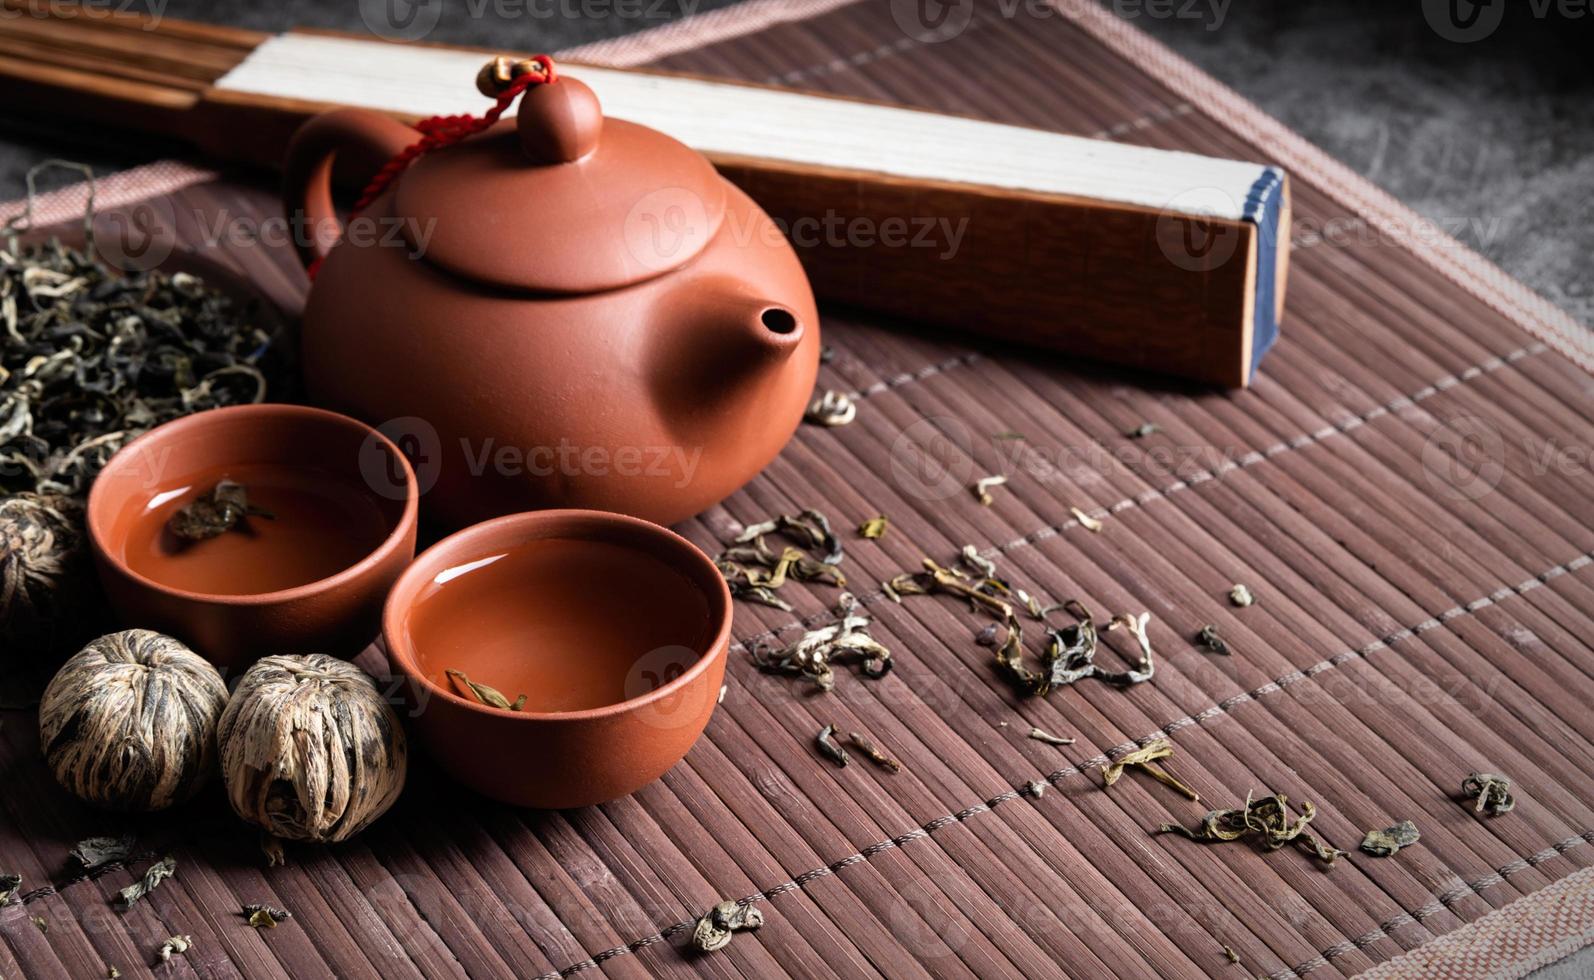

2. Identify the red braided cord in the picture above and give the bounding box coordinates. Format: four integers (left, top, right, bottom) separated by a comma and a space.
351, 55, 558, 214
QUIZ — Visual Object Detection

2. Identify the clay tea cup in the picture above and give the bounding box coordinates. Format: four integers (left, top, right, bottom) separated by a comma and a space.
87, 404, 419, 668
382, 509, 732, 809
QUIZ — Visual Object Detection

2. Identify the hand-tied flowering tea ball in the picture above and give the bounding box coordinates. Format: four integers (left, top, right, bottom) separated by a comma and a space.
219, 655, 407, 843
0, 493, 90, 650
39, 629, 228, 810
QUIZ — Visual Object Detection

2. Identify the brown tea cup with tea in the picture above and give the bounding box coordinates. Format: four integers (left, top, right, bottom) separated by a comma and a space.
382, 509, 732, 809
86, 404, 419, 668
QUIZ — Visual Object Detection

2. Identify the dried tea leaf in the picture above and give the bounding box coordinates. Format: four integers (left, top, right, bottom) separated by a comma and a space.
1159, 791, 1345, 868
691, 900, 764, 953
117, 855, 175, 909
717, 684, 727, 704
886, 552, 1154, 697
1071, 507, 1104, 533
260, 832, 286, 868
719, 509, 846, 607
819, 345, 836, 363
1195, 624, 1230, 655
847, 732, 902, 773
1360, 820, 1420, 857
1028, 727, 1075, 746
804, 389, 856, 426
509, 694, 527, 712
107, 967, 120, 979
1025, 780, 1048, 798
156, 935, 192, 963
167, 479, 274, 541
1127, 422, 1160, 439
816, 723, 849, 767
244, 903, 293, 928
1462, 772, 1515, 816
858, 516, 889, 539
1101, 739, 1199, 801
1228, 584, 1255, 607
0, 873, 21, 906
973, 474, 1007, 506
749, 593, 889, 692
445, 669, 513, 710
69, 833, 137, 871
1223, 945, 1240, 964
32, 915, 47, 933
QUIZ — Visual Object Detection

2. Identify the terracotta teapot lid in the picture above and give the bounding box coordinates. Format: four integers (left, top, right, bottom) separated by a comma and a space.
392, 72, 727, 293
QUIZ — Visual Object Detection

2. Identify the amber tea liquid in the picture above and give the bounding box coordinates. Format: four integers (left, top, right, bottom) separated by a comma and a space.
123, 462, 394, 595
407, 537, 714, 713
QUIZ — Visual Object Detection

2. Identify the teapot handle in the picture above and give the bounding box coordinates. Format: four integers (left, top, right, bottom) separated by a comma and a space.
283, 108, 418, 271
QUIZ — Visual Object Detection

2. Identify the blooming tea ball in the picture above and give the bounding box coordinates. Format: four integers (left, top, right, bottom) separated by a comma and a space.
219, 654, 407, 843
0, 493, 91, 650
40, 629, 228, 810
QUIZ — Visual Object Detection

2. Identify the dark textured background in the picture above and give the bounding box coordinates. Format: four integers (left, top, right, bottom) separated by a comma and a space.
3, 0, 1591, 324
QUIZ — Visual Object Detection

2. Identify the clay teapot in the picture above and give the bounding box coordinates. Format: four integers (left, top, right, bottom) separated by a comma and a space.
283, 59, 819, 529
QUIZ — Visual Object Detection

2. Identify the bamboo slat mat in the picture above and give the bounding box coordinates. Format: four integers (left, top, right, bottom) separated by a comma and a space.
4, 2, 1594, 978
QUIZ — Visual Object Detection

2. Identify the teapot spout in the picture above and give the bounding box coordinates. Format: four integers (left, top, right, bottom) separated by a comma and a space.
708, 292, 806, 365
645, 280, 811, 440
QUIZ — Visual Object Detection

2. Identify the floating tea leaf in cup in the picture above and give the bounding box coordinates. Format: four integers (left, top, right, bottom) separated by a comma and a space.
1071, 507, 1104, 533
445, 669, 516, 710
166, 480, 274, 541
973, 475, 1007, 506
410, 537, 714, 714
1360, 820, 1420, 857
804, 389, 856, 426
847, 731, 902, 773
858, 516, 889, 539
1228, 584, 1254, 607
691, 900, 764, 953
1195, 624, 1230, 655
1102, 739, 1200, 801
816, 723, 849, 767
1462, 772, 1515, 816
1028, 726, 1075, 746
124, 463, 395, 596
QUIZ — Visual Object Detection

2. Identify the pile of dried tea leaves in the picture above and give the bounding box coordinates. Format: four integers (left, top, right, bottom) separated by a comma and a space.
885, 546, 1154, 696
716, 509, 845, 610
749, 592, 890, 691
1159, 791, 1346, 868
0, 236, 287, 499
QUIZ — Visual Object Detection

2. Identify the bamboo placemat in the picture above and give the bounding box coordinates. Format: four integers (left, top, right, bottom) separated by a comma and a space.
3, 2, 1593, 978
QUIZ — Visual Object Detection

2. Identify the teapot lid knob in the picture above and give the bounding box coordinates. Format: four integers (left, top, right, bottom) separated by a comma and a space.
515, 76, 603, 165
